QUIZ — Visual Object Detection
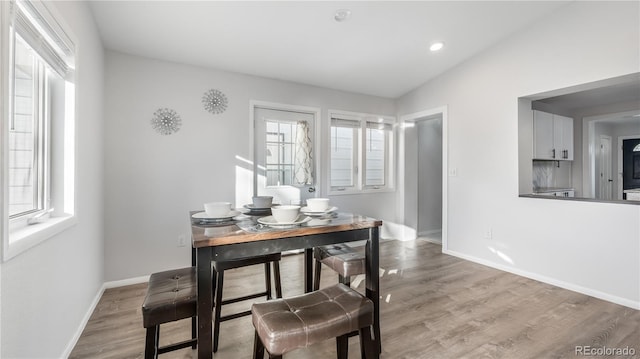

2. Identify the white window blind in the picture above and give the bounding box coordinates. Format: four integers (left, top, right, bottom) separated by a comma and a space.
13, 0, 74, 77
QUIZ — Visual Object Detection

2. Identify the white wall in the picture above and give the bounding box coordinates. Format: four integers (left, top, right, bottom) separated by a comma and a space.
397, 1, 640, 308
103, 51, 396, 281
0, 1, 105, 358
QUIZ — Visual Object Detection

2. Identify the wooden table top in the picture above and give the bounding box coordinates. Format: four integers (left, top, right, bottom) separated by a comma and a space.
191, 211, 382, 248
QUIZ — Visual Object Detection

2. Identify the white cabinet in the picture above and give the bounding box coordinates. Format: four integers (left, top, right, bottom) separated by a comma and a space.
533, 110, 573, 160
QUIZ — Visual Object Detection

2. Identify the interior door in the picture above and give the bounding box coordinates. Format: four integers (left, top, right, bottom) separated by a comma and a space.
254, 106, 317, 205
622, 138, 640, 199
598, 135, 612, 200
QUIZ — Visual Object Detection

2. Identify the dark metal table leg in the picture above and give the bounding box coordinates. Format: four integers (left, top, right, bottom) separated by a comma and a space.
366, 227, 381, 358
196, 247, 213, 359
304, 248, 313, 293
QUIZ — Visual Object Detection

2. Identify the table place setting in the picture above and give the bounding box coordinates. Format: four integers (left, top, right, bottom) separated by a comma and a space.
240, 196, 275, 216
191, 201, 243, 226
256, 205, 311, 228
300, 197, 338, 217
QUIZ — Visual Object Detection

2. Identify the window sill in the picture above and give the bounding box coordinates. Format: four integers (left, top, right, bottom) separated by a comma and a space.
328, 187, 396, 196
3, 214, 77, 261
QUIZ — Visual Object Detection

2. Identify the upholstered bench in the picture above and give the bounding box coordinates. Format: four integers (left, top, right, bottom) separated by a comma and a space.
313, 244, 366, 290
142, 267, 197, 359
251, 283, 376, 359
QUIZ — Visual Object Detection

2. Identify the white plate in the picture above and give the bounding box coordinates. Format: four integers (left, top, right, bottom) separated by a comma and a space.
257, 215, 311, 227
192, 210, 241, 220
243, 204, 272, 211
300, 206, 338, 215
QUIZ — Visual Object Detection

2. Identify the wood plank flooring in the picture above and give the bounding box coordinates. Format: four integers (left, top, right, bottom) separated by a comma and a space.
70, 239, 640, 358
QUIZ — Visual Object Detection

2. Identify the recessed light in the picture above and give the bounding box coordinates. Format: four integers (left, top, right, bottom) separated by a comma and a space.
430, 42, 444, 52
334, 9, 351, 22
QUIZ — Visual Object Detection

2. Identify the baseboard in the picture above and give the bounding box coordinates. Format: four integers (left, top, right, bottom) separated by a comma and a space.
443, 248, 640, 310
61, 282, 106, 358
104, 275, 150, 289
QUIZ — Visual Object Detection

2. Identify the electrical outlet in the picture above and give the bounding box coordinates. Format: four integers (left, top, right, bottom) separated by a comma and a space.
448, 168, 458, 177
483, 228, 493, 240
178, 235, 187, 247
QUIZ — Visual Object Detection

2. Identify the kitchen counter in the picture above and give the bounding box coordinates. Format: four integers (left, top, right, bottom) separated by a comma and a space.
533, 187, 575, 194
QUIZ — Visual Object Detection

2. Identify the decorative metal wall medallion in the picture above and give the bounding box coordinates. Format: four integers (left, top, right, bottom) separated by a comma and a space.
202, 89, 228, 114
151, 108, 182, 135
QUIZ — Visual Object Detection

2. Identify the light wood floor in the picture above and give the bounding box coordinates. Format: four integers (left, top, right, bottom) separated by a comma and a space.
70, 239, 640, 359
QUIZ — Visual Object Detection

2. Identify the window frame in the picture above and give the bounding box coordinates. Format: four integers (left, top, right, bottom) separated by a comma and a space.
1, 0, 77, 261
327, 109, 396, 195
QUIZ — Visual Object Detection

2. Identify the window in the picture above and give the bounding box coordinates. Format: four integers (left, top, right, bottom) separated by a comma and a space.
9, 33, 49, 218
329, 111, 395, 194
265, 120, 295, 186
2, 0, 76, 260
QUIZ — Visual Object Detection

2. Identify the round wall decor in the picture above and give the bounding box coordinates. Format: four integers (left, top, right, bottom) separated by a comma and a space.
202, 89, 228, 114
151, 108, 182, 135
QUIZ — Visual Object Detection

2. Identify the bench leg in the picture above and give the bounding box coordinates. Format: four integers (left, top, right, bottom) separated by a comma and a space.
253, 331, 264, 359
336, 334, 349, 359
339, 274, 351, 288
145, 325, 159, 359
191, 316, 197, 349
359, 325, 377, 359
264, 262, 272, 300
313, 259, 322, 291
273, 261, 283, 298
213, 270, 224, 352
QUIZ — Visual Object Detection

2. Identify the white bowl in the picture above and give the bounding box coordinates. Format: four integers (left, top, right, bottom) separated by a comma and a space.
306, 198, 330, 212
271, 205, 300, 223
252, 196, 273, 208
204, 201, 232, 217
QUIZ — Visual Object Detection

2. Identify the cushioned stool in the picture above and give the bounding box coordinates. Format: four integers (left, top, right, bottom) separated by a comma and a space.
251, 283, 376, 359
142, 267, 197, 359
212, 252, 283, 352
314, 244, 381, 355
313, 244, 365, 291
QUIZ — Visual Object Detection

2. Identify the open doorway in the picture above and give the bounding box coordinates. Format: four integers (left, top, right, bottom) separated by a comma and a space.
416, 117, 443, 243
401, 107, 448, 249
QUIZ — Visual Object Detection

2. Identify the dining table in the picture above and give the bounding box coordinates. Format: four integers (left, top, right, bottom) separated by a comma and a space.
190, 210, 382, 359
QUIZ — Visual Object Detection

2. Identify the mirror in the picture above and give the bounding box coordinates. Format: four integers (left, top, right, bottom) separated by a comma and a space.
518, 73, 640, 203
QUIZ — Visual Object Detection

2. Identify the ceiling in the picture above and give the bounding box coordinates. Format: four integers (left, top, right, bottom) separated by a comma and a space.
536, 78, 640, 123
88, 1, 568, 98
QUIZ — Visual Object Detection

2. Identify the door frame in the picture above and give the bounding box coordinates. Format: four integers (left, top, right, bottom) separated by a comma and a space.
399, 106, 448, 251
249, 100, 322, 197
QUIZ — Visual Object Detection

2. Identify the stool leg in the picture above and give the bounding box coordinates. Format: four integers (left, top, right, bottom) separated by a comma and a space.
253, 331, 264, 359
339, 274, 351, 288
213, 270, 224, 353
273, 261, 283, 298
359, 326, 376, 359
144, 325, 159, 359
211, 268, 217, 309
313, 258, 322, 291
264, 262, 272, 300
191, 316, 197, 349
336, 334, 349, 359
